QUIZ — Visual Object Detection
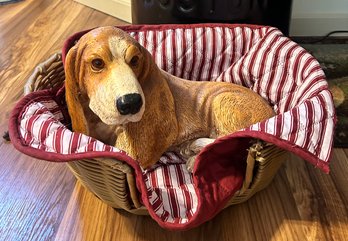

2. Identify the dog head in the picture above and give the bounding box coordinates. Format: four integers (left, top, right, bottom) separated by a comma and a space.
65, 26, 152, 132
65, 27, 179, 167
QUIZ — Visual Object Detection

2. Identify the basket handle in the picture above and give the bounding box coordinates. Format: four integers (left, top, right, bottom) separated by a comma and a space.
240, 140, 265, 193
24, 53, 62, 95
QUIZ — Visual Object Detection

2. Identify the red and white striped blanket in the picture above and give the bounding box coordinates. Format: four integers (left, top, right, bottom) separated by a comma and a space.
9, 24, 335, 230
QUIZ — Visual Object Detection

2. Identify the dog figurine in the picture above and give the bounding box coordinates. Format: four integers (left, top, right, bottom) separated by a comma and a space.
65, 26, 274, 170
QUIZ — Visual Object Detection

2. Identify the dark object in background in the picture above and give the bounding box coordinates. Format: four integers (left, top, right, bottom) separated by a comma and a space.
132, 0, 293, 35
3, 131, 10, 142
329, 77, 348, 148
0, 0, 23, 5
299, 44, 348, 148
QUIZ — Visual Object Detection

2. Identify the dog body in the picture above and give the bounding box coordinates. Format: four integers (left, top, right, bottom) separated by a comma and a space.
65, 26, 274, 169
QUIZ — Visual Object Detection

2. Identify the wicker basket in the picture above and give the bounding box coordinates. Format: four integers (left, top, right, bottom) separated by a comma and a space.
24, 53, 288, 215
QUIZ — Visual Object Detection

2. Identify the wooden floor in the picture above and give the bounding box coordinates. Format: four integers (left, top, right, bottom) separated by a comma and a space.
0, 1, 347, 240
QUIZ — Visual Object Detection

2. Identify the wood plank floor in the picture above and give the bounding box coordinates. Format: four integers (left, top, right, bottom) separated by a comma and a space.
0, 1, 347, 240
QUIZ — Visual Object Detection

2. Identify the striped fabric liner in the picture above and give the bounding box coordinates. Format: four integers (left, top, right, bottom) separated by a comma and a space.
18, 98, 198, 224
15, 25, 335, 227
142, 153, 197, 224
19, 100, 120, 154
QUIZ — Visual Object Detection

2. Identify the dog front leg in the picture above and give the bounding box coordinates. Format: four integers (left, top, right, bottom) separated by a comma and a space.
179, 138, 215, 172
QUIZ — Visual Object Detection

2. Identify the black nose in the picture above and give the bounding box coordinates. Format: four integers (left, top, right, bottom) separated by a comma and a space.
116, 93, 143, 115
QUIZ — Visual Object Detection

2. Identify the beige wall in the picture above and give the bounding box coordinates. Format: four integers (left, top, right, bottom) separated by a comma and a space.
290, 0, 348, 36
76, 0, 131, 23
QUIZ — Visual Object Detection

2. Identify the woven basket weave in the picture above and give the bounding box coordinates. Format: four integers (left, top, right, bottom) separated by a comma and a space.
24, 53, 288, 215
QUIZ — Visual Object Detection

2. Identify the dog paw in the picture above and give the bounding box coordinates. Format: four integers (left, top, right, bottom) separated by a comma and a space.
186, 155, 197, 173
179, 138, 216, 173
188, 138, 215, 153
179, 142, 195, 158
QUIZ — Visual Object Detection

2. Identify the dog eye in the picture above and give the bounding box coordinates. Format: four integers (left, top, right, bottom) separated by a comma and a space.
129, 56, 139, 67
91, 58, 105, 71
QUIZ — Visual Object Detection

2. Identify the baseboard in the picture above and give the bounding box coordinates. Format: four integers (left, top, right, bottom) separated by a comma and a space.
290, 13, 348, 37
75, 0, 131, 23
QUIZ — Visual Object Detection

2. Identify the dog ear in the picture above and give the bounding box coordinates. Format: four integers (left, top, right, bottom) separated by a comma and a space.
137, 46, 153, 82
65, 45, 89, 134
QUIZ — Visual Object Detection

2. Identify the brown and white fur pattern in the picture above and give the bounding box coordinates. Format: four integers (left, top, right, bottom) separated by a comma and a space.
65, 26, 274, 170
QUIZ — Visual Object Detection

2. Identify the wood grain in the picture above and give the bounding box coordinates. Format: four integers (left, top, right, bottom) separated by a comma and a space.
0, 1, 347, 240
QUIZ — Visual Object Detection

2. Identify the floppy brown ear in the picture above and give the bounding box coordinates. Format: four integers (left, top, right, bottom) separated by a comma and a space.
137, 46, 153, 82
65, 45, 89, 134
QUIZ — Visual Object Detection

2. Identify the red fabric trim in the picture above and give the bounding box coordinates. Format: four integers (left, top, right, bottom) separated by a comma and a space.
61, 23, 272, 65
116, 23, 269, 33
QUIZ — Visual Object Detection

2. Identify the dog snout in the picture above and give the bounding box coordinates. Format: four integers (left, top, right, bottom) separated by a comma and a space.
116, 93, 143, 115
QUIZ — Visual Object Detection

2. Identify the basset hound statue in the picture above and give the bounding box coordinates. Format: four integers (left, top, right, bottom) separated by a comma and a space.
65, 26, 274, 171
